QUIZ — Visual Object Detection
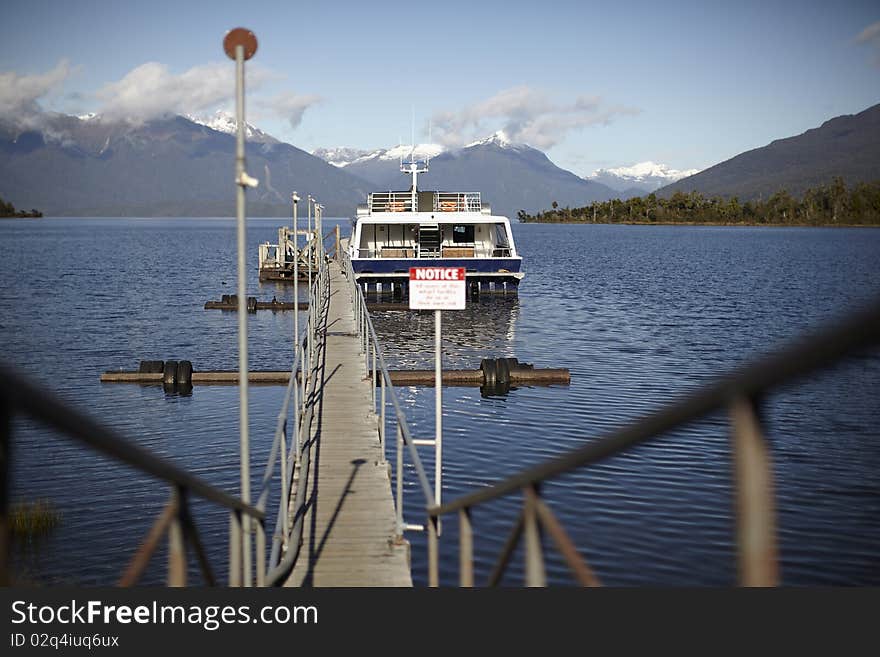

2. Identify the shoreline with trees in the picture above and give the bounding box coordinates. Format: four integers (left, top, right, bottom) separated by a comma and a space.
1, 196, 42, 219
517, 178, 880, 227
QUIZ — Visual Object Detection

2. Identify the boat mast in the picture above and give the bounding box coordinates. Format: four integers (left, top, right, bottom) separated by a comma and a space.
401, 155, 428, 212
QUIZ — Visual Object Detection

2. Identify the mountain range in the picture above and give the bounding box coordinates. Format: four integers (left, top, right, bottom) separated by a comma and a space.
315, 132, 620, 217
659, 103, 880, 200
0, 112, 369, 216
2, 103, 877, 217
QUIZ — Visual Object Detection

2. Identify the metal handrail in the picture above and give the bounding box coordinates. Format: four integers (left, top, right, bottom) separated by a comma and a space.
0, 205, 331, 588
426, 298, 880, 586
264, 223, 331, 586
0, 361, 265, 587
339, 252, 436, 528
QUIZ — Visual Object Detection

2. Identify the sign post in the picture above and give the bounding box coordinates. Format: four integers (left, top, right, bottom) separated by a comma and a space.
409, 267, 466, 518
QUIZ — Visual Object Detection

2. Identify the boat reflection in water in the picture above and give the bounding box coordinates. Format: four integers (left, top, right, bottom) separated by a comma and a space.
368, 296, 521, 397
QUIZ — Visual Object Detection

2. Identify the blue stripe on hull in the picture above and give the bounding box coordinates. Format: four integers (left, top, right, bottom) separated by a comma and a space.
351, 258, 521, 275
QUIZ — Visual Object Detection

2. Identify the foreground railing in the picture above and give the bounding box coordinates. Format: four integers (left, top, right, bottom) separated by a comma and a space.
426, 299, 880, 586
0, 362, 265, 586
337, 255, 878, 585
263, 242, 330, 586
0, 232, 330, 588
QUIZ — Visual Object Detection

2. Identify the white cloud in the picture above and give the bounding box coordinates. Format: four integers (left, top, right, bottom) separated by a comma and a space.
0, 60, 74, 127
97, 61, 243, 122
258, 91, 321, 130
430, 86, 639, 149
856, 20, 880, 67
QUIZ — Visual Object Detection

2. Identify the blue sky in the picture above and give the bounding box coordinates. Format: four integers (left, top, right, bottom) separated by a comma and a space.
1, 0, 878, 175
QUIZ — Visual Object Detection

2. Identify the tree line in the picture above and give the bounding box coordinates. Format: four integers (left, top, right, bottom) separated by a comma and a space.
517, 178, 880, 226
0, 196, 42, 218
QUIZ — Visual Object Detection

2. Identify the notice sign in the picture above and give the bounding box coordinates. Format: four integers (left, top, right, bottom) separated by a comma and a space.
409, 267, 467, 310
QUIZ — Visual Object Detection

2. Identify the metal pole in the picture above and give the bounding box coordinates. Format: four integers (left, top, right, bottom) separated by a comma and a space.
435, 309, 442, 512
380, 377, 386, 462
396, 422, 403, 537
293, 193, 299, 360
234, 43, 252, 588
307, 196, 313, 377
280, 423, 288, 538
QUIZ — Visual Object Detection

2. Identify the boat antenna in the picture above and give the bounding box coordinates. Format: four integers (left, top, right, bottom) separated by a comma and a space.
427, 118, 432, 166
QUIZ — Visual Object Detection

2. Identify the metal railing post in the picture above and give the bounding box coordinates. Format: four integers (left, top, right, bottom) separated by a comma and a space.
428, 515, 439, 587
459, 508, 473, 587
396, 422, 404, 537
293, 193, 299, 364
730, 396, 779, 586
255, 518, 266, 587
280, 422, 289, 538
523, 486, 546, 586
379, 377, 386, 461
300, 335, 306, 419
229, 510, 242, 587
371, 341, 377, 410
168, 488, 186, 586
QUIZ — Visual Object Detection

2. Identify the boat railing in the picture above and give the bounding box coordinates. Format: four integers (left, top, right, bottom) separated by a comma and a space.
367, 191, 483, 213
339, 250, 437, 548
435, 192, 481, 213
421, 298, 880, 586
369, 192, 416, 213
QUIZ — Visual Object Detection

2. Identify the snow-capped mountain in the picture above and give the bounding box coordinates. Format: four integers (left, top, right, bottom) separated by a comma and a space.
312, 132, 618, 217
186, 109, 278, 143
588, 161, 701, 193
312, 143, 445, 168
0, 111, 368, 216
464, 130, 524, 150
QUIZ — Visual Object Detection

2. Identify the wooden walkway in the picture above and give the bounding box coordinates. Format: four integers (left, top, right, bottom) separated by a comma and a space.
285, 261, 412, 587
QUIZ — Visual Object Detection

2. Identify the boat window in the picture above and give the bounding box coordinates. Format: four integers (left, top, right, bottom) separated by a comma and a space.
452, 224, 475, 243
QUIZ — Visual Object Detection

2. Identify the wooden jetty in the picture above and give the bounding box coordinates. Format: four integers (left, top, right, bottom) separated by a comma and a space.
285, 261, 411, 586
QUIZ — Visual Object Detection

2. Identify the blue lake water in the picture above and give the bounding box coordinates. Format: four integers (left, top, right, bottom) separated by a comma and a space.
1, 218, 878, 586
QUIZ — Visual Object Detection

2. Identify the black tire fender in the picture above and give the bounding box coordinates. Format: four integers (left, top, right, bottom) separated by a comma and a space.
163, 360, 178, 386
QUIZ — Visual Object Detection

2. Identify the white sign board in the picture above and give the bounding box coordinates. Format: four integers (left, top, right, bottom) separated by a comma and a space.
409, 267, 467, 310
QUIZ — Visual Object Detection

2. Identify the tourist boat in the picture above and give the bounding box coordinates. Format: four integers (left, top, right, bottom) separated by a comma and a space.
347, 157, 524, 296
